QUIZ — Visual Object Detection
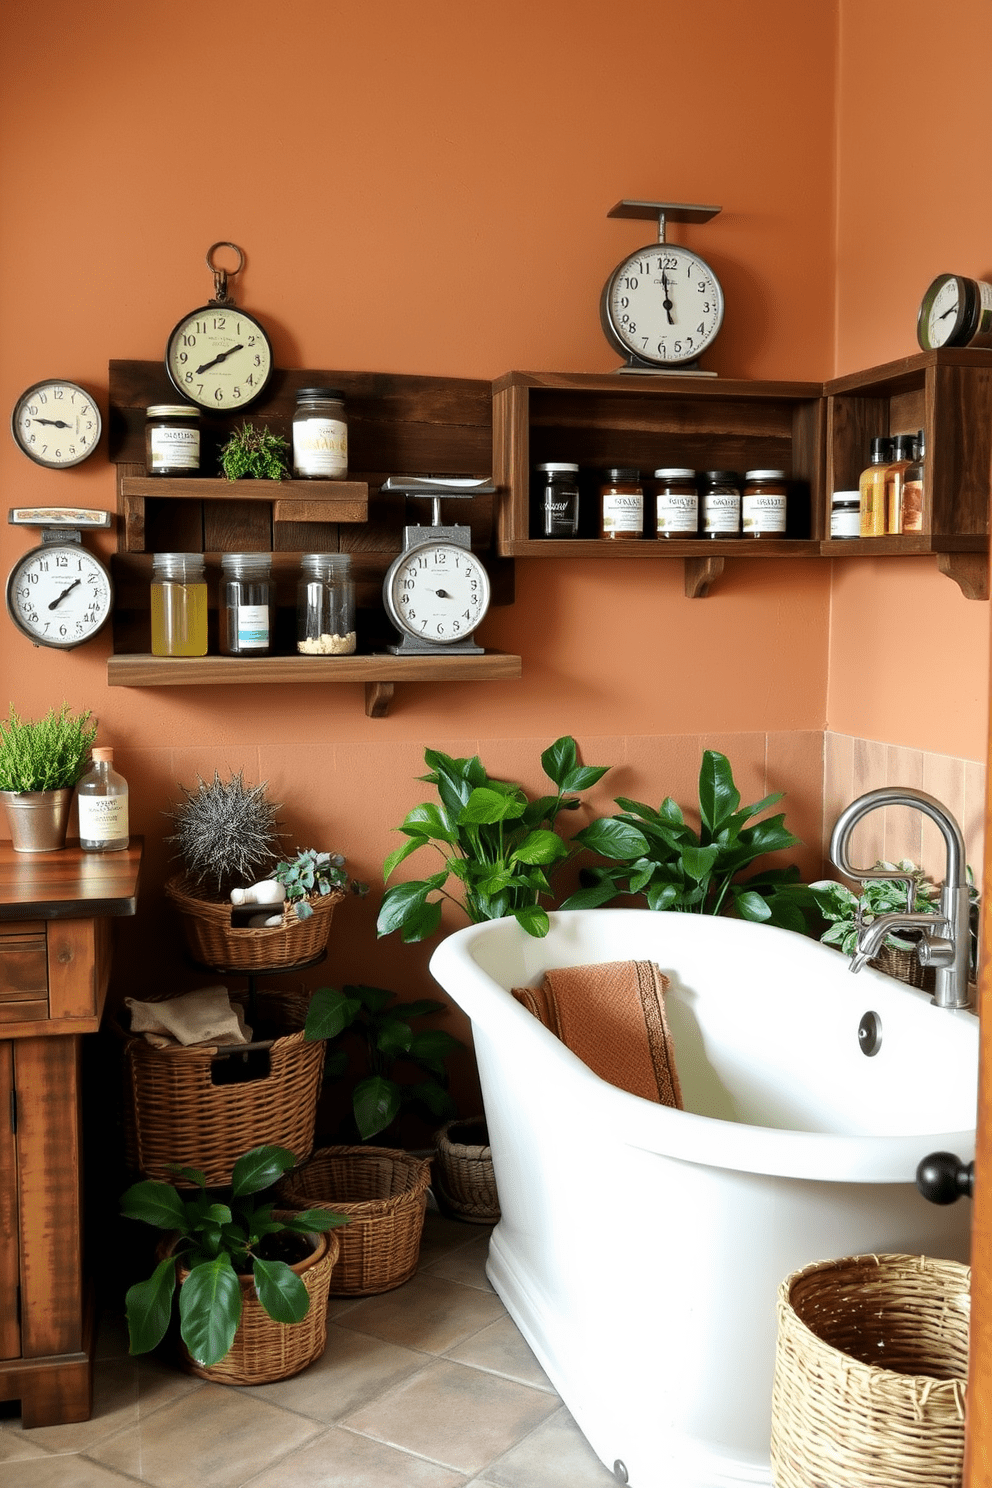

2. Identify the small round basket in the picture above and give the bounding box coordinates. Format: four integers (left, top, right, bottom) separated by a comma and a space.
432, 1116, 500, 1224
277, 1145, 430, 1296
165, 875, 344, 972
771, 1252, 969, 1488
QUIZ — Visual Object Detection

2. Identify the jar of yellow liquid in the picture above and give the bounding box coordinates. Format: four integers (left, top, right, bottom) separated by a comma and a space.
151, 552, 208, 656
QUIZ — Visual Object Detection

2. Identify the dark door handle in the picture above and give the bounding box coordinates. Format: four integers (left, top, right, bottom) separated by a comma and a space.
916, 1151, 975, 1204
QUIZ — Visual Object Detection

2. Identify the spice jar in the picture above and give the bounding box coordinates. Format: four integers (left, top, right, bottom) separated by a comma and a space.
220, 552, 275, 655
700, 471, 741, 538
653, 468, 698, 539
536, 462, 580, 537
599, 467, 644, 540
297, 553, 356, 654
145, 404, 201, 476
150, 553, 208, 656
742, 469, 788, 538
829, 491, 861, 540
292, 388, 348, 479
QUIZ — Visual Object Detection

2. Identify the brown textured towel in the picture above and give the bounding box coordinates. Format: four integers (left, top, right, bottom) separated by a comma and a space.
513, 960, 682, 1108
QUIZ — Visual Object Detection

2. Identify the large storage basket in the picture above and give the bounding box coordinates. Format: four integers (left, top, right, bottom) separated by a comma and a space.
165, 874, 344, 971
771, 1252, 969, 1488
277, 1145, 430, 1295
432, 1116, 500, 1223
121, 989, 325, 1187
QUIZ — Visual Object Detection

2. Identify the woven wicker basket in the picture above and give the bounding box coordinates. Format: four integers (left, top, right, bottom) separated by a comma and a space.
165, 875, 344, 971
121, 989, 325, 1187
432, 1117, 500, 1224
771, 1252, 969, 1488
870, 940, 936, 993
277, 1145, 430, 1295
178, 1224, 339, 1386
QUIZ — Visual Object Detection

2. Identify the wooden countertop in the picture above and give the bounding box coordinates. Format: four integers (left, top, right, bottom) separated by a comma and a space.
0, 838, 142, 920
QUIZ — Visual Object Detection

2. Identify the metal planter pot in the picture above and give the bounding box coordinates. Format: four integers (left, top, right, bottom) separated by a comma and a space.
0, 788, 73, 852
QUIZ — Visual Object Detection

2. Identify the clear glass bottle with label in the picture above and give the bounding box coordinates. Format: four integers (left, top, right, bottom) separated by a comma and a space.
700, 470, 741, 538
150, 552, 208, 656
220, 553, 275, 655
292, 388, 348, 479
599, 467, 644, 540
536, 462, 580, 537
653, 468, 698, 539
859, 436, 892, 537
145, 404, 201, 476
297, 553, 356, 654
742, 470, 788, 538
77, 746, 129, 852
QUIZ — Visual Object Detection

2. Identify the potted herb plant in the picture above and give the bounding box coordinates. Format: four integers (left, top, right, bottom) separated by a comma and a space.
0, 702, 98, 852
121, 1143, 348, 1383
218, 422, 291, 480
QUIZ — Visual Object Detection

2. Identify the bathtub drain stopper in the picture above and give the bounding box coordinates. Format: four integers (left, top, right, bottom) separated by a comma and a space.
613, 1462, 629, 1484
858, 1010, 882, 1056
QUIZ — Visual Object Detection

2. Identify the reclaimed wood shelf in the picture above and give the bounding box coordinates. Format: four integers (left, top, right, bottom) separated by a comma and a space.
105, 650, 522, 718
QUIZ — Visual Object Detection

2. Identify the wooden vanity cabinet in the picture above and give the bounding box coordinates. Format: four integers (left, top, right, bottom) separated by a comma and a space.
0, 841, 141, 1427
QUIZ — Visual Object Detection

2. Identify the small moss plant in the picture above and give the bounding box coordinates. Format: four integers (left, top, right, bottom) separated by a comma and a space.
0, 703, 98, 792
219, 423, 291, 481
166, 769, 284, 897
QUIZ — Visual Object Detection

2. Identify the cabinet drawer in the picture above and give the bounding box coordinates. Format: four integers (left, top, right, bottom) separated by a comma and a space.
0, 926, 48, 1020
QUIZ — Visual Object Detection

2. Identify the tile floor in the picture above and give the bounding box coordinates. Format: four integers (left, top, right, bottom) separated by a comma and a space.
0, 1208, 617, 1488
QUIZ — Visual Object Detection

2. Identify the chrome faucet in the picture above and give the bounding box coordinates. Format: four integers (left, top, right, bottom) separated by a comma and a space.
829, 787, 973, 1010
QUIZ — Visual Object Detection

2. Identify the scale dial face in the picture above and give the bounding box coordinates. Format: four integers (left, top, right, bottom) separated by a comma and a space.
383, 541, 491, 647
601, 243, 724, 367
6, 541, 113, 648
11, 381, 102, 467
165, 303, 273, 410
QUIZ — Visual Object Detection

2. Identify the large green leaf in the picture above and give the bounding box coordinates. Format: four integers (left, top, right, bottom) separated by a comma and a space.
382, 836, 426, 881
680, 844, 720, 882
459, 787, 526, 825
179, 1255, 242, 1368
407, 1028, 463, 1070
559, 880, 622, 910
698, 751, 741, 835
303, 986, 362, 1041
125, 1255, 177, 1355
375, 1018, 413, 1055
281, 1208, 351, 1232
231, 1145, 298, 1198
732, 889, 773, 922
353, 1075, 401, 1139
252, 1257, 310, 1324
512, 904, 550, 937
400, 899, 443, 943
560, 764, 609, 792
646, 882, 681, 911
540, 735, 577, 786
376, 874, 446, 936
577, 818, 650, 859
400, 802, 457, 842
121, 1180, 189, 1233
510, 829, 569, 866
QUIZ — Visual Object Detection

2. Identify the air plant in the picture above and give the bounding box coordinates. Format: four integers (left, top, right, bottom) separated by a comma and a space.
165, 769, 284, 897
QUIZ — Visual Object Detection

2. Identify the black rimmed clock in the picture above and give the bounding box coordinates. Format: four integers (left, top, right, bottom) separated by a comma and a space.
165, 242, 274, 411
916, 273, 992, 351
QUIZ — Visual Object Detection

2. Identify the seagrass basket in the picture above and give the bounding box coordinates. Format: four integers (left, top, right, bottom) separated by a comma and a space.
178, 1224, 339, 1385
277, 1145, 430, 1295
121, 988, 325, 1187
870, 940, 936, 994
432, 1117, 500, 1223
771, 1252, 969, 1488
165, 874, 344, 971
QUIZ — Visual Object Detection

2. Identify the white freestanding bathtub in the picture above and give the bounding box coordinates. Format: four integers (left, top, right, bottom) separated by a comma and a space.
429, 910, 978, 1488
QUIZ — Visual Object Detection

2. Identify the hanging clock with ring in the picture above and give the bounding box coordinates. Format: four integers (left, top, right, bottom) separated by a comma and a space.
165, 242, 274, 411
601, 200, 724, 375
6, 507, 113, 648
380, 477, 495, 655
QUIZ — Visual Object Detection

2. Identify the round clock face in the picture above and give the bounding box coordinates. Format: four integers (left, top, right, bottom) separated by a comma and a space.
165, 304, 274, 411
918, 274, 970, 349
11, 381, 102, 468
384, 541, 491, 646
6, 541, 113, 648
601, 244, 724, 367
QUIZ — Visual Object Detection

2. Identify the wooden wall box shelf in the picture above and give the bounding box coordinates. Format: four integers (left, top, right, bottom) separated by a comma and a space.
0, 840, 142, 1427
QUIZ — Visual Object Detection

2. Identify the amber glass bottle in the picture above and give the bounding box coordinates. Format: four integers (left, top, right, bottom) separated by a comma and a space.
859, 436, 892, 537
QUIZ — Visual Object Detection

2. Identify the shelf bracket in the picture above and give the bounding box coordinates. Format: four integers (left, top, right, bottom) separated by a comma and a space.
937, 552, 989, 601
684, 556, 725, 599
365, 681, 395, 718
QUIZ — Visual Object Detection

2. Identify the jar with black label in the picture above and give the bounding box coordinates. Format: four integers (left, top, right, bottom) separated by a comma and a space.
653, 468, 698, 539
700, 470, 741, 538
220, 552, 275, 655
297, 553, 356, 655
599, 467, 644, 540
292, 388, 348, 479
536, 462, 580, 537
742, 469, 788, 538
145, 404, 201, 476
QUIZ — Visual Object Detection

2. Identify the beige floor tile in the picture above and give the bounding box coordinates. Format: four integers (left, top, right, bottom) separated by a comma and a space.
0, 1428, 52, 1463
232, 1323, 431, 1422
244, 1425, 469, 1487
469, 1404, 617, 1487
335, 1273, 505, 1354
0, 1458, 144, 1488
424, 1232, 495, 1292
341, 1358, 559, 1474
445, 1316, 555, 1392
418, 1212, 490, 1267
88, 1381, 322, 1488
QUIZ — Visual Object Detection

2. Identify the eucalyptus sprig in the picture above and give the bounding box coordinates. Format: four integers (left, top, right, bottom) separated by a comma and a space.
0, 703, 97, 792
218, 422, 291, 481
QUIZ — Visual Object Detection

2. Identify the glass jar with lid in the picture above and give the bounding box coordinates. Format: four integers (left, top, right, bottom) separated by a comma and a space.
297, 553, 356, 654
653, 468, 698, 539
536, 462, 580, 537
220, 552, 275, 655
145, 404, 201, 476
150, 553, 208, 656
599, 467, 644, 540
700, 471, 741, 538
292, 388, 348, 479
742, 469, 788, 538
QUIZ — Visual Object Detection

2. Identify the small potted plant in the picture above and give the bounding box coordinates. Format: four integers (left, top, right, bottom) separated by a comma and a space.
0, 702, 98, 852
218, 422, 291, 481
274, 847, 367, 920
121, 1143, 348, 1383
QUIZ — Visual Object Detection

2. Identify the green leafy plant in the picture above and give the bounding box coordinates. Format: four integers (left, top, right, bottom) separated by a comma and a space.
274, 848, 368, 920
377, 736, 614, 942
561, 749, 811, 932
121, 1144, 348, 1369
808, 859, 980, 973
165, 769, 284, 896
0, 703, 98, 792
218, 422, 291, 481
304, 983, 463, 1140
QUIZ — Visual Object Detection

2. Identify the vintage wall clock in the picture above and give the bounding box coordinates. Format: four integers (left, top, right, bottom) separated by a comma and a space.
381, 477, 494, 655
11, 380, 102, 467
6, 507, 113, 648
916, 273, 992, 351
165, 242, 274, 411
